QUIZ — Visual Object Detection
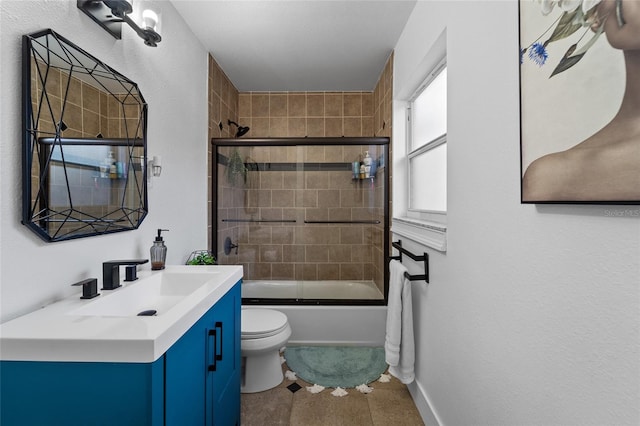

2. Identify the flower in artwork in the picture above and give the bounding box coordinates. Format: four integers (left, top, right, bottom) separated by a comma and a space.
537, 0, 601, 15
522, 0, 605, 76
528, 42, 549, 66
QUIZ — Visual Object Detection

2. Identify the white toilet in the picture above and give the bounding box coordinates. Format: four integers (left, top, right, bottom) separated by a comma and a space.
241, 308, 292, 393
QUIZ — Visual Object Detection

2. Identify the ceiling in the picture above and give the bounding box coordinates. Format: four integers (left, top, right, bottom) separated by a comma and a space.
170, 0, 417, 92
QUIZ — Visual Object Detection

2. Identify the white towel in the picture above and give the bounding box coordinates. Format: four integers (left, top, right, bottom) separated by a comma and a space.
385, 260, 415, 384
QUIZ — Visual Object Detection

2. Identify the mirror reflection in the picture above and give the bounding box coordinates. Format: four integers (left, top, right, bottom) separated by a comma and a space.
23, 29, 148, 242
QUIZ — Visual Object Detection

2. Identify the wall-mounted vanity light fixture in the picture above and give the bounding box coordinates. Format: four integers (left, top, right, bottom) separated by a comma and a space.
149, 155, 162, 177
77, 0, 162, 47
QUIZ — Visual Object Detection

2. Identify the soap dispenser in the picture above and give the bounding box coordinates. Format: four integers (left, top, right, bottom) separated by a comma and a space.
363, 151, 372, 178
150, 229, 169, 270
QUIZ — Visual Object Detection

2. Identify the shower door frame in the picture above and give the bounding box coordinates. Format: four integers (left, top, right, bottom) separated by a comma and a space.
211, 137, 390, 306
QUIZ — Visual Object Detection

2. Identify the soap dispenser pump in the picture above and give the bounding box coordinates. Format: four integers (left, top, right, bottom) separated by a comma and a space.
150, 229, 169, 270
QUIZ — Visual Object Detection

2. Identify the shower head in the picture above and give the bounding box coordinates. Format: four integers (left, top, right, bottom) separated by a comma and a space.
227, 120, 250, 138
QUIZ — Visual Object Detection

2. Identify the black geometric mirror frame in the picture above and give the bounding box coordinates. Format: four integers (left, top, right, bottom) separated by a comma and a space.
22, 29, 148, 242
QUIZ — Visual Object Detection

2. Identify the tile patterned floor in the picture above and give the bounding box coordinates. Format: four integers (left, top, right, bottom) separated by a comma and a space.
241, 361, 425, 425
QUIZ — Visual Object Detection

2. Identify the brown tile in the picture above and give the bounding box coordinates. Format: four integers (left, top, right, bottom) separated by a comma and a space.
325, 93, 343, 117
352, 245, 372, 262
260, 171, 283, 189
212, 61, 222, 96
82, 110, 100, 137
272, 227, 294, 244
344, 117, 362, 137
249, 226, 272, 244
269, 93, 287, 117
362, 117, 374, 137
325, 118, 343, 137
221, 77, 230, 107
248, 262, 271, 280
307, 93, 324, 116
368, 388, 424, 426
295, 227, 337, 245
296, 189, 317, 208
340, 227, 363, 244
340, 263, 363, 280
328, 208, 352, 222
67, 77, 82, 107
328, 245, 351, 263
288, 118, 306, 137
317, 190, 340, 208
249, 117, 269, 138
260, 245, 283, 262
272, 263, 294, 280
283, 245, 305, 263
256, 190, 272, 207
305, 171, 329, 189
270, 117, 288, 137
239, 93, 251, 117
241, 387, 293, 426
305, 208, 328, 222
290, 388, 373, 425
251, 93, 269, 117
343, 93, 362, 116
362, 92, 374, 116
238, 244, 259, 263
300, 263, 318, 280
340, 189, 363, 207
288, 93, 306, 116
283, 173, 298, 190
324, 146, 343, 162
304, 146, 325, 162
260, 208, 284, 221
64, 102, 82, 132
306, 118, 324, 137
272, 190, 294, 207
306, 245, 328, 262
317, 263, 340, 280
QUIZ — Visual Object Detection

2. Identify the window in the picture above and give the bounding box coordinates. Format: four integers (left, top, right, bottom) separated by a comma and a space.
408, 60, 447, 220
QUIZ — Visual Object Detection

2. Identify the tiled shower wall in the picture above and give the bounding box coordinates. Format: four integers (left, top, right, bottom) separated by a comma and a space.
208, 53, 393, 297
208, 55, 239, 249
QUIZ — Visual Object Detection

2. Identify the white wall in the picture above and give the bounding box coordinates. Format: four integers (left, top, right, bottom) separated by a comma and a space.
0, 1, 209, 322
393, 2, 639, 425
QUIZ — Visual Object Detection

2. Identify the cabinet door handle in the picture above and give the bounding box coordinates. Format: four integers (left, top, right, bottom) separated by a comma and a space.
207, 329, 217, 372
215, 321, 223, 362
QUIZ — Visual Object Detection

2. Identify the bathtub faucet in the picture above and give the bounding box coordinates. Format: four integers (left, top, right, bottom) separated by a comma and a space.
224, 237, 238, 255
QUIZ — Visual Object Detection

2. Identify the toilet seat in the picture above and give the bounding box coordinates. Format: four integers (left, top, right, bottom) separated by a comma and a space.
241, 309, 289, 339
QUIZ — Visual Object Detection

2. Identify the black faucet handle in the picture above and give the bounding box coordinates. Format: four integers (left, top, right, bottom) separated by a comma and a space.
72, 278, 100, 299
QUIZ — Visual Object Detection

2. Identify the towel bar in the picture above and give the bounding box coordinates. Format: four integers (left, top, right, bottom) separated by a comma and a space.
390, 240, 429, 283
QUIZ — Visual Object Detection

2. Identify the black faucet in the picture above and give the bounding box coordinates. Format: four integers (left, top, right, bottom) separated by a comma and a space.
102, 259, 149, 290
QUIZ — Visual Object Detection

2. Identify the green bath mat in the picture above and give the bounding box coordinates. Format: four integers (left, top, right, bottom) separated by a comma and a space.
284, 346, 387, 388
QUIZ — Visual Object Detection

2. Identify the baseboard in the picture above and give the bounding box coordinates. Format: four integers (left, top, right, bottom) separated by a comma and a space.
407, 379, 442, 426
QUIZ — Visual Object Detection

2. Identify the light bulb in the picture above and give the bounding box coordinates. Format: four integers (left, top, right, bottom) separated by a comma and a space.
141, 9, 158, 31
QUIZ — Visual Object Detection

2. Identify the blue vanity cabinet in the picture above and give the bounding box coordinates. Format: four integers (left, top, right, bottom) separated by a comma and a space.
0, 280, 241, 426
165, 280, 241, 425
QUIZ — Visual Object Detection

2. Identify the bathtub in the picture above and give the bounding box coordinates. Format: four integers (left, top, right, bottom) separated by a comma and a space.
242, 280, 384, 300
241, 280, 387, 346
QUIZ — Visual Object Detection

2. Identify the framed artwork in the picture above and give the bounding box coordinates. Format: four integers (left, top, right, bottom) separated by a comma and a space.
519, 0, 640, 204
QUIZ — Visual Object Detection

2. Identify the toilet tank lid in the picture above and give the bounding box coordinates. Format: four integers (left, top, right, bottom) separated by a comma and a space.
241, 309, 288, 335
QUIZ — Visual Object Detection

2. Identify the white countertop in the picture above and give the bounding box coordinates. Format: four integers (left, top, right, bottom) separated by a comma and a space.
0, 265, 243, 363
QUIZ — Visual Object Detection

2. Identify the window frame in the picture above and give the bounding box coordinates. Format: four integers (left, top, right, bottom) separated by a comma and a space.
406, 58, 447, 223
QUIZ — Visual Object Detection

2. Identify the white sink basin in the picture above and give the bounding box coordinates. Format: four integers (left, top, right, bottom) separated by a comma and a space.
68, 271, 220, 317
0, 265, 243, 363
